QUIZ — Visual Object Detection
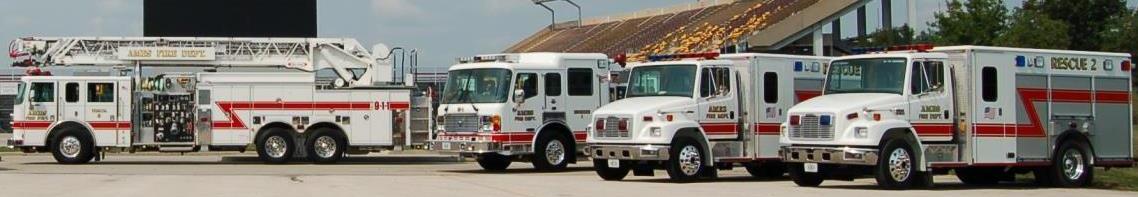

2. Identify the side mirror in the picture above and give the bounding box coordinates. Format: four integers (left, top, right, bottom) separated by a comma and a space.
514, 89, 526, 104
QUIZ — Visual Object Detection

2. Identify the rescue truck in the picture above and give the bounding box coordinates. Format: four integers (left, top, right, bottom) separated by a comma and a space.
6, 37, 414, 164
780, 45, 1135, 189
430, 53, 616, 171
587, 53, 830, 181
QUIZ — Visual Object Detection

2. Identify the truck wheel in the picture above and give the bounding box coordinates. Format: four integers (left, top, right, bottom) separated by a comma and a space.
744, 162, 786, 178
306, 128, 346, 164
875, 137, 919, 189
532, 132, 570, 171
955, 167, 1000, 185
665, 137, 706, 182
788, 163, 824, 186
51, 128, 95, 164
256, 128, 295, 164
1047, 141, 1094, 187
593, 159, 630, 181
477, 153, 511, 171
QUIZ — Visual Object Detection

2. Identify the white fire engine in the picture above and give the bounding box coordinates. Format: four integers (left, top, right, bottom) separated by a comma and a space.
430, 53, 616, 171
6, 37, 414, 164
587, 52, 831, 181
781, 45, 1134, 189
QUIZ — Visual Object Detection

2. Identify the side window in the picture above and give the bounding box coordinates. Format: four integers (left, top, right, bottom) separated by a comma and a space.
910, 61, 945, 94
516, 73, 538, 100
763, 72, 778, 103
981, 67, 997, 102
30, 82, 54, 102
567, 68, 593, 96
700, 68, 714, 97
65, 82, 79, 103
88, 83, 115, 102
714, 68, 731, 96
545, 73, 561, 96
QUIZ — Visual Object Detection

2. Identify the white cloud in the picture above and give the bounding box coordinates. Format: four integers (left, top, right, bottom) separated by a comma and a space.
371, 0, 425, 18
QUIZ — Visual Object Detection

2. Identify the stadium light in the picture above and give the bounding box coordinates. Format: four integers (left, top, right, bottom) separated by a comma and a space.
532, 0, 581, 29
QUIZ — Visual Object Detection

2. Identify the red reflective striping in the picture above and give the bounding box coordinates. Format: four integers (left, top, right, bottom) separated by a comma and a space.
911, 123, 953, 136
213, 101, 391, 129
754, 123, 781, 135
13, 121, 130, 130
88, 121, 132, 129
795, 90, 822, 102
12, 121, 51, 129
973, 123, 1012, 137
438, 131, 586, 143
700, 122, 738, 135
389, 102, 411, 110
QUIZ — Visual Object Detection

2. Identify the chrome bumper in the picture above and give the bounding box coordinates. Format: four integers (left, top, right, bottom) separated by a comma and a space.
780, 146, 879, 165
430, 140, 532, 156
588, 144, 670, 161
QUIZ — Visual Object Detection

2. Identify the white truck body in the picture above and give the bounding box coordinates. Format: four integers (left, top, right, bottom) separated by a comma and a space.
430, 53, 616, 171
6, 37, 413, 164
586, 53, 829, 180
781, 46, 1134, 188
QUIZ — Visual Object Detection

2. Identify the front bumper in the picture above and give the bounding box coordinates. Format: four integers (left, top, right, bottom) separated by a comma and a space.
6, 138, 23, 147
780, 146, 879, 165
588, 144, 670, 161
430, 140, 532, 156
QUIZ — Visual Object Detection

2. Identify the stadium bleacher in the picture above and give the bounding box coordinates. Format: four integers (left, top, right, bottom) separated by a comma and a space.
504, 0, 830, 61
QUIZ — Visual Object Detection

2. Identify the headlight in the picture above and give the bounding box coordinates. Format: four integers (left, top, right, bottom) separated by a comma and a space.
854, 127, 869, 138
649, 127, 662, 137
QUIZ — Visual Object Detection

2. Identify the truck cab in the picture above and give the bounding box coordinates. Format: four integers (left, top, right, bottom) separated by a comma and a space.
431, 53, 613, 171
587, 53, 828, 181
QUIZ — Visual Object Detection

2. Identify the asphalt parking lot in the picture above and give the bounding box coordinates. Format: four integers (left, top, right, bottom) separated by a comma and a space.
0, 153, 1135, 197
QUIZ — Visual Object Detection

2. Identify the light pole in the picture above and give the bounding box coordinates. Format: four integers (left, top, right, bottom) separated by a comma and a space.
532, 0, 582, 29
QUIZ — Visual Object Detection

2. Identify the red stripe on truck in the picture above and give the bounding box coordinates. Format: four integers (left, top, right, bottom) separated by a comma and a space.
212, 101, 402, 129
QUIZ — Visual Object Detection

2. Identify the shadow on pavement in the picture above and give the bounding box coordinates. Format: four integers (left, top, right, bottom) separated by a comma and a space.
814, 182, 1048, 191
443, 166, 594, 174
21, 155, 462, 165
618, 175, 790, 184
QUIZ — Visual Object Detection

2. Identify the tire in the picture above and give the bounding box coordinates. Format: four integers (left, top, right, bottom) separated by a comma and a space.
476, 153, 512, 171
256, 128, 295, 164
955, 167, 1001, 185
1046, 141, 1094, 187
532, 132, 570, 171
665, 137, 706, 182
875, 137, 919, 189
787, 163, 824, 187
593, 159, 630, 181
305, 128, 347, 164
744, 162, 786, 178
50, 127, 95, 164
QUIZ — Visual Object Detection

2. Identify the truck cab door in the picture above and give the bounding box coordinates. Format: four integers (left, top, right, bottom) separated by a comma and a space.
513, 72, 543, 132
906, 60, 954, 141
84, 81, 120, 146
542, 71, 566, 127
60, 81, 85, 122
697, 66, 740, 140
28, 81, 58, 122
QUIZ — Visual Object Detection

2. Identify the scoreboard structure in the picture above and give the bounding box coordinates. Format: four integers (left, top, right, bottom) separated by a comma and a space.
143, 0, 317, 37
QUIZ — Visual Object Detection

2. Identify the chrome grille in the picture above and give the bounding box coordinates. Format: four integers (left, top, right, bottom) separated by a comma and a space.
596, 117, 629, 138
444, 114, 481, 132
790, 114, 833, 140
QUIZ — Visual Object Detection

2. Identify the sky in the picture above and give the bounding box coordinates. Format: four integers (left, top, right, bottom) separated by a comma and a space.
2, 0, 1137, 73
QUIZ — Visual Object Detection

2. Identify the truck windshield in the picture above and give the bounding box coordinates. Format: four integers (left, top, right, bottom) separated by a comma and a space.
825, 58, 907, 95
442, 68, 512, 104
13, 82, 25, 105
627, 64, 696, 98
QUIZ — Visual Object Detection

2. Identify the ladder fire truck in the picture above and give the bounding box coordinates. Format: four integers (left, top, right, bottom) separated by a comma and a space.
5, 37, 414, 164
587, 53, 830, 181
781, 45, 1134, 189
430, 53, 616, 171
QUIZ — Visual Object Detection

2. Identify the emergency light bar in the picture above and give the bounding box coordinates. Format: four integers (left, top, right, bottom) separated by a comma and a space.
851, 43, 935, 54
457, 54, 518, 64
647, 52, 719, 62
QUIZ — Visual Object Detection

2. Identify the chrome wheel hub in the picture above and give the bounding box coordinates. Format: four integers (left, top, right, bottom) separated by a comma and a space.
678, 145, 702, 176
265, 136, 288, 158
1062, 149, 1085, 180
888, 148, 912, 182
544, 139, 565, 165
314, 136, 337, 158
59, 136, 82, 158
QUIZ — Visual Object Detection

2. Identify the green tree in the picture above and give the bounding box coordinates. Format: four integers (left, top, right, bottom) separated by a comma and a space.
1038, 0, 1127, 50
995, 0, 1070, 49
1098, 8, 1138, 56
926, 0, 1008, 46
848, 25, 918, 48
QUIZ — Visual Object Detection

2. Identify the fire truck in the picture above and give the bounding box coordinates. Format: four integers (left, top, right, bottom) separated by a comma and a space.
780, 45, 1134, 189
5, 37, 414, 164
587, 53, 831, 181
430, 53, 616, 171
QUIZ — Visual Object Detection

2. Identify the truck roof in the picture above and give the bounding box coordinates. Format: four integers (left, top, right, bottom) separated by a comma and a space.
719, 53, 833, 61
930, 45, 1131, 58
448, 52, 608, 71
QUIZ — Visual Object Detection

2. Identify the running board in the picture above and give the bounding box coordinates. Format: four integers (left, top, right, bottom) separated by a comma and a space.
158, 146, 196, 152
